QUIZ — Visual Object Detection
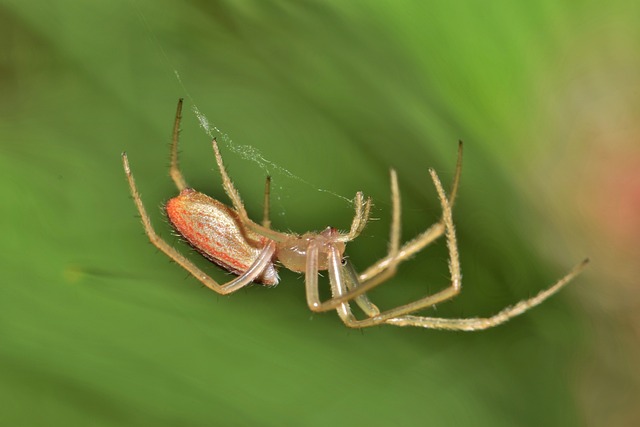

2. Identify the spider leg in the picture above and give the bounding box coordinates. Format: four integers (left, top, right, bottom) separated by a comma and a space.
304, 243, 360, 324
359, 141, 463, 284
326, 246, 359, 324
211, 138, 289, 242
336, 191, 372, 243
302, 243, 355, 318
304, 242, 321, 309
169, 99, 188, 191
382, 258, 590, 330
307, 143, 463, 312
262, 176, 272, 229
305, 168, 454, 313
313, 168, 459, 326
331, 167, 588, 329
448, 140, 464, 209
352, 169, 402, 288
307, 169, 402, 316
123, 153, 276, 295
304, 244, 380, 319
341, 258, 380, 316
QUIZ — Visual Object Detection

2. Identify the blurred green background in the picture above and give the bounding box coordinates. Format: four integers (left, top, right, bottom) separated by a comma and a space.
1, 1, 639, 426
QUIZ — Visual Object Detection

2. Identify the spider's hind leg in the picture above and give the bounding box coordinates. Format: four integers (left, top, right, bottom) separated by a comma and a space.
385, 258, 590, 330
262, 176, 272, 229
211, 138, 288, 242
169, 98, 188, 191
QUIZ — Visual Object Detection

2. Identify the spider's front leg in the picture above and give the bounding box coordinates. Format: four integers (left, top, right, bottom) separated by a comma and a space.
334, 167, 588, 330
313, 142, 464, 313
359, 141, 463, 285
303, 242, 380, 323
317, 169, 462, 328
384, 258, 589, 330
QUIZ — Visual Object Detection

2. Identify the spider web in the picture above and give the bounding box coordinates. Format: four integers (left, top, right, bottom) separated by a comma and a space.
132, 4, 353, 216
182, 77, 354, 221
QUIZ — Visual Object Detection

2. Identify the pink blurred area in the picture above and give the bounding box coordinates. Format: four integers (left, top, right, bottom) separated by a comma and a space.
524, 23, 640, 424
581, 143, 640, 258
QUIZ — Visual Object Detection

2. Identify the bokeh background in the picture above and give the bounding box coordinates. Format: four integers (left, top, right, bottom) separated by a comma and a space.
1, 1, 639, 426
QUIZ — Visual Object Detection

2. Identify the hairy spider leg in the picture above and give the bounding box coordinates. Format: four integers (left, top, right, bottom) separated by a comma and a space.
341, 258, 381, 317
309, 142, 463, 312
169, 99, 188, 191
328, 168, 589, 329
358, 141, 463, 283
302, 168, 454, 322
384, 258, 589, 330
302, 239, 382, 318
262, 176, 272, 229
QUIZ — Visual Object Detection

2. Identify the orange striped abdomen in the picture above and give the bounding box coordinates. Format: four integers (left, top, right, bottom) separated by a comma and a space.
165, 188, 279, 285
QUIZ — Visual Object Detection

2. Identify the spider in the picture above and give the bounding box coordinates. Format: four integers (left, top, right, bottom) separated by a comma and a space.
121, 99, 589, 330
